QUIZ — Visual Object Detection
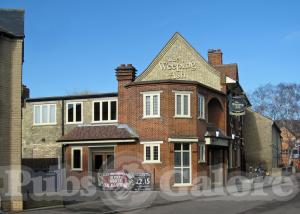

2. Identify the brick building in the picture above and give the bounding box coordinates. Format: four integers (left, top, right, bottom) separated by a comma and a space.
276, 120, 300, 168
0, 9, 24, 211
23, 33, 249, 189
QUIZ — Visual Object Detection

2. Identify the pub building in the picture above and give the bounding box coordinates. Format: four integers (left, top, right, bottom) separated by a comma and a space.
31, 33, 250, 189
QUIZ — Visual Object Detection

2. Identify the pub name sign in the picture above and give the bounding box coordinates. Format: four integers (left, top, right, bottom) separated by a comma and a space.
229, 95, 247, 116
159, 57, 196, 80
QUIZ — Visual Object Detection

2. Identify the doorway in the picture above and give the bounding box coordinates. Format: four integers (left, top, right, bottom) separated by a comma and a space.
209, 149, 224, 187
92, 152, 114, 172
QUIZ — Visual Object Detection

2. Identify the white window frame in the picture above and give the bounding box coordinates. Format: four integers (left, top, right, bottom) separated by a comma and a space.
141, 141, 163, 163
66, 102, 83, 124
33, 104, 57, 125
198, 144, 206, 163
174, 143, 192, 186
71, 147, 83, 171
198, 94, 205, 119
173, 91, 192, 118
141, 91, 162, 118
92, 98, 118, 123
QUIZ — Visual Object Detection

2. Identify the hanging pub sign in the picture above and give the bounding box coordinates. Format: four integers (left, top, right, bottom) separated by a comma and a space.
229, 95, 247, 116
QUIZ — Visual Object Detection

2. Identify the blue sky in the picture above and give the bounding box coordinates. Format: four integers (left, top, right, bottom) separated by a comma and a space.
2, 0, 300, 97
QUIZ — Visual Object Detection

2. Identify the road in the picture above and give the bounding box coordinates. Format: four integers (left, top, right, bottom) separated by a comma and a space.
20, 176, 300, 214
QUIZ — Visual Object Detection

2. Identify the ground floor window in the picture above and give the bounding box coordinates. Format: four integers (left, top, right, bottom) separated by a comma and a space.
174, 143, 191, 185
71, 147, 82, 171
141, 141, 162, 163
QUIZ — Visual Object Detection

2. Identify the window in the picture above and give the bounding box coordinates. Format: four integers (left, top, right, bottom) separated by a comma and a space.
93, 99, 118, 123
33, 104, 56, 125
199, 144, 206, 163
141, 91, 161, 118
198, 94, 205, 119
174, 143, 191, 185
71, 147, 82, 171
174, 91, 191, 117
67, 102, 83, 124
141, 141, 162, 163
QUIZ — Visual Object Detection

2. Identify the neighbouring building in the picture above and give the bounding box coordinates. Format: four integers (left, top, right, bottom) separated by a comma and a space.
276, 120, 300, 168
243, 109, 281, 173
23, 33, 250, 189
0, 9, 24, 211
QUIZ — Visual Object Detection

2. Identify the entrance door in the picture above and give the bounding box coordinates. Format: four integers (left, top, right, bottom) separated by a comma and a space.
92, 152, 114, 173
174, 143, 191, 185
210, 149, 224, 187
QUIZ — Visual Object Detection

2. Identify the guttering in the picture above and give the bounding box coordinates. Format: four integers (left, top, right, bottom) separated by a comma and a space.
60, 139, 136, 145
126, 80, 226, 96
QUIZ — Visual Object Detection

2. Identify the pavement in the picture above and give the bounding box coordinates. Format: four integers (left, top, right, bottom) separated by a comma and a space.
17, 175, 300, 214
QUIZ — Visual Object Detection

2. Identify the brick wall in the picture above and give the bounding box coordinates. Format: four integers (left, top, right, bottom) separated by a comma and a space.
115, 78, 227, 187
0, 36, 23, 211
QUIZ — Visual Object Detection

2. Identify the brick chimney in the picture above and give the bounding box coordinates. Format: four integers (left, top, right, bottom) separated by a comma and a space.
115, 64, 136, 82
115, 64, 136, 123
208, 49, 223, 65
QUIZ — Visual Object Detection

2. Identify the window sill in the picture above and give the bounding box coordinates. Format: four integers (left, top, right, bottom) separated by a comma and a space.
142, 161, 162, 164
173, 184, 193, 187
66, 122, 83, 125
33, 123, 57, 126
91, 121, 118, 124
197, 117, 206, 121
174, 116, 192, 119
198, 160, 206, 164
71, 169, 83, 172
142, 116, 161, 119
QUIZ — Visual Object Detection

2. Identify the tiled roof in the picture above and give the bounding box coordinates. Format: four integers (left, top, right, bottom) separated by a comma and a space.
275, 120, 300, 138
0, 9, 24, 38
57, 124, 138, 142
214, 64, 239, 81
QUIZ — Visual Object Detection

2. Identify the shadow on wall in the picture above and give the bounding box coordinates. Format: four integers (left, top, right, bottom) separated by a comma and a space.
243, 110, 269, 171
0, 39, 13, 208
207, 98, 224, 131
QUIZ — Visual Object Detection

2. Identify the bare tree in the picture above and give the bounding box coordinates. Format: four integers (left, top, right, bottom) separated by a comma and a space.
250, 83, 300, 120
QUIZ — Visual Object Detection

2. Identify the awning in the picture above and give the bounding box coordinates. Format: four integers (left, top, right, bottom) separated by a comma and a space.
205, 137, 229, 147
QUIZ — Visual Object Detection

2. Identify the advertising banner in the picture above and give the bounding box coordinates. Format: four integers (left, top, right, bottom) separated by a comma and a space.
97, 171, 151, 191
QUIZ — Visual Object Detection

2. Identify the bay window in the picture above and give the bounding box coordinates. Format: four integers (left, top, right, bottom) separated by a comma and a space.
174, 91, 191, 117
141, 141, 162, 163
141, 91, 161, 118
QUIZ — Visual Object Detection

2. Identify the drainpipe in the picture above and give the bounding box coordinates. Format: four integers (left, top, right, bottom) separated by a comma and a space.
62, 99, 65, 136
